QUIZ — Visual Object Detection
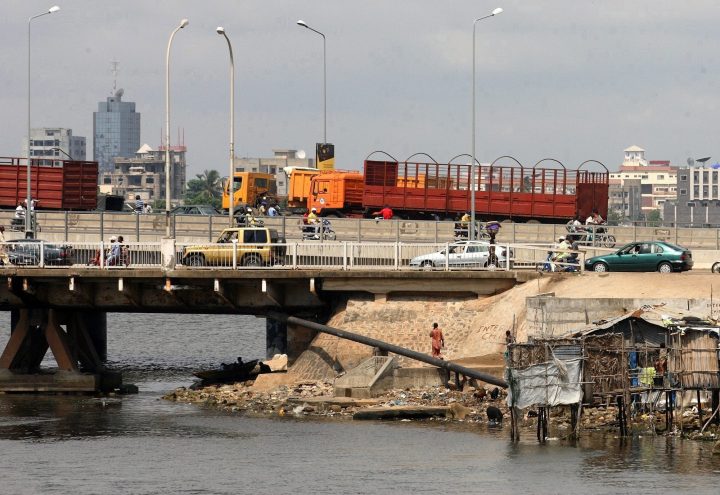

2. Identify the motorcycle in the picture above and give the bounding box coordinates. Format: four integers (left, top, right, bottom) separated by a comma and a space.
301, 218, 336, 241
712, 262, 720, 273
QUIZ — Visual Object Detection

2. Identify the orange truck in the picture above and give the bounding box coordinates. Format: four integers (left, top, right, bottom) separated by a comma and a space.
283, 166, 320, 212
307, 170, 364, 217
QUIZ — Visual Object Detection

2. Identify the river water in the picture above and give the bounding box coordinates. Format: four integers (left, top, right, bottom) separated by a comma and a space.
0, 312, 718, 495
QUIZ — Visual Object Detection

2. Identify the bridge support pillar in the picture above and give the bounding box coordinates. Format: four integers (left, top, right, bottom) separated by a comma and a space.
265, 318, 287, 359
0, 309, 119, 393
287, 322, 317, 366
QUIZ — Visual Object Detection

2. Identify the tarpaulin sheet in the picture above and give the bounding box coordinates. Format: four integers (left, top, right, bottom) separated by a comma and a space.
506, 358, 583, 409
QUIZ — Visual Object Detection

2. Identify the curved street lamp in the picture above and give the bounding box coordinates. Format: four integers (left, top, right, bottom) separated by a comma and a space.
216, 26, 236, 225
165, 18, 189, 237
470, 7, 502, 240
297, 20, 327, 144
27, 5, 60, 236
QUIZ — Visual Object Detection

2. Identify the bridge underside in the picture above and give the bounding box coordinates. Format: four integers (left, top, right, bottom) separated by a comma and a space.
0, 268, 534, 392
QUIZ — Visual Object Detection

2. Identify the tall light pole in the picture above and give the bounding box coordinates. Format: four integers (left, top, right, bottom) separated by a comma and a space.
27, 5, 60, 236
217, 26, 236, 225
165, 18, 189, 237
471, 7, 502, 240
296, 20, 326, 144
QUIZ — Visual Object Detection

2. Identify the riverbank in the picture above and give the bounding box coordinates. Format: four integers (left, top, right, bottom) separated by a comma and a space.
163, 379, 720, 449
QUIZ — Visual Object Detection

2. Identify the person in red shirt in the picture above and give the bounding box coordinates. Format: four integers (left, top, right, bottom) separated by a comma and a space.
373, 205, 393, 220
429, 322, 444, 359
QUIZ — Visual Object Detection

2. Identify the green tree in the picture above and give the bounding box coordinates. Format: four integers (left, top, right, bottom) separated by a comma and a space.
645, 209, 662, 226
606, 208, 623, 225
185, 170, 223, 208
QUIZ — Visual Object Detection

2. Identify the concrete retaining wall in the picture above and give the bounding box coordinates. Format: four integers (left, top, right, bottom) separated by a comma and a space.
526, 295, 717, 338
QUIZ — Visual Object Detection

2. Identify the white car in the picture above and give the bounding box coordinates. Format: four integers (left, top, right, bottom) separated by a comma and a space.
409, 240, 511, 269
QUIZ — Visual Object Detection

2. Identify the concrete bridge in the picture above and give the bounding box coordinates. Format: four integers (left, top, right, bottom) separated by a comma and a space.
0, 265, 537, 393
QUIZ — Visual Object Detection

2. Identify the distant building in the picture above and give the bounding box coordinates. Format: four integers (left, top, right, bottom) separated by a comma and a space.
663, 165, 720, 226
93, 89, 141, 172
22, 127, 86, 166
608, 146, 677, 219
99, 144, 186, 203
233, 149, 314, 197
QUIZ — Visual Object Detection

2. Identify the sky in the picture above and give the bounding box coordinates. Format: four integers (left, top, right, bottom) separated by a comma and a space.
2, 0, 720, 177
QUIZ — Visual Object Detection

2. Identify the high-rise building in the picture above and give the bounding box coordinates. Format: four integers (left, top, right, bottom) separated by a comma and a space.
93, 89, 141, 172
22, 127, 86, 166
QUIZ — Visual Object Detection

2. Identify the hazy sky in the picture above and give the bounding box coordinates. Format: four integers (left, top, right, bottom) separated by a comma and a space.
2, 1, 719, 176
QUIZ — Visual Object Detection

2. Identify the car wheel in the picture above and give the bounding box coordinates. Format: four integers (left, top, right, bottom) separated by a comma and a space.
657, 262, 673, 273
186, 254, 205, 267
421, 260, 434, 271
242, 254, 263, 267
712, 262, 720, 273
592, 262, 608, 273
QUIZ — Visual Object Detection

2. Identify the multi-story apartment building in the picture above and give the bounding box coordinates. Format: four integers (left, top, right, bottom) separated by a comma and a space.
608, 145, 677, 219
93, 89, 141, 172
663, 165, 720, 226
99, 143, 186, 203
22, 127, 86, 166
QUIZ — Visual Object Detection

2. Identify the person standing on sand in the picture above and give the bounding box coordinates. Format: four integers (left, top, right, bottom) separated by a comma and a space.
429, 322, 444, 359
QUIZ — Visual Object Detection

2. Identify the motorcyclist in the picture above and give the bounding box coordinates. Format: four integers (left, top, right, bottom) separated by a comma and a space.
551, 236, 572, 271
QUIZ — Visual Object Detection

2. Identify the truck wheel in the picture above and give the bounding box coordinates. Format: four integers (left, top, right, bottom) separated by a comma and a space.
242, 254, 263, 267
186, 254, 205, 267
657, 262, 673, 273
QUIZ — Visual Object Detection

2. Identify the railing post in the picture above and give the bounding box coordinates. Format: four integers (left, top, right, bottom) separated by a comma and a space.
209, 215, 213, 242
505, 243, 510, 271
350, 243, 356, 269
435, 220, 439, 243
100, 211, 104, 241
292, 243, 298, 269
39, 241, 45, 268
357, 218, 362, 243
232, 239, 238, 269
136, 213, 141, 242
99, 241, 105, 269
394, 242, 400, 270
281, 215, 286, 241
633, 223, 637, 242
343, 242, 348, 270
64, 211, 69, 241
717, 228, 719, 250
444, 242, 449, 271
172, 214, 176, 239
395, 220, 400, 243
512, 222, 516, 244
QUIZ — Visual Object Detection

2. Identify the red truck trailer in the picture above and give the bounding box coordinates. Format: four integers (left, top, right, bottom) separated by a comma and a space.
0, 157, 98, 210
362, 155, 608, 222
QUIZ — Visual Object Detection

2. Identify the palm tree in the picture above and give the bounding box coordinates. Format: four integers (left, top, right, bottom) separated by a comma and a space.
186, 169, 223, 206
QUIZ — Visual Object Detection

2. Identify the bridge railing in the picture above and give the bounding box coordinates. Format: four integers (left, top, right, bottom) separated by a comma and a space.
0, 240, 614, 272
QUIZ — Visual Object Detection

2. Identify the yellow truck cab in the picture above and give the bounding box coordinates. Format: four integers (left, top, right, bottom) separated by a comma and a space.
181, 227, 285, 267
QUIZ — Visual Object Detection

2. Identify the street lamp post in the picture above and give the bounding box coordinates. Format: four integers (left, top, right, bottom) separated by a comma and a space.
471, 7, 502, 240
27, 5, 60, 236
216, 27, 235, 226
296, 20, 326, 144
165, 18, 189, 237
50, 147, 73, 160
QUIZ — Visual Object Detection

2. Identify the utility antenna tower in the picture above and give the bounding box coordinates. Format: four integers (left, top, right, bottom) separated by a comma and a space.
110, 59, 119, 95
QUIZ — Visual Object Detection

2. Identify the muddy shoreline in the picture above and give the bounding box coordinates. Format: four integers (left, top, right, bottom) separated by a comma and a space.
163, 380, 720, 447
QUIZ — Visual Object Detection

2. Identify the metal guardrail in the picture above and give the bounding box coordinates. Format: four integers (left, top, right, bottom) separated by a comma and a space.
0, 240, 605, 272
4, 209, 720, 249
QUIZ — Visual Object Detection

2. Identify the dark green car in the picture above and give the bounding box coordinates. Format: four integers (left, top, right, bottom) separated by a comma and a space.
584, 241, 693, 273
